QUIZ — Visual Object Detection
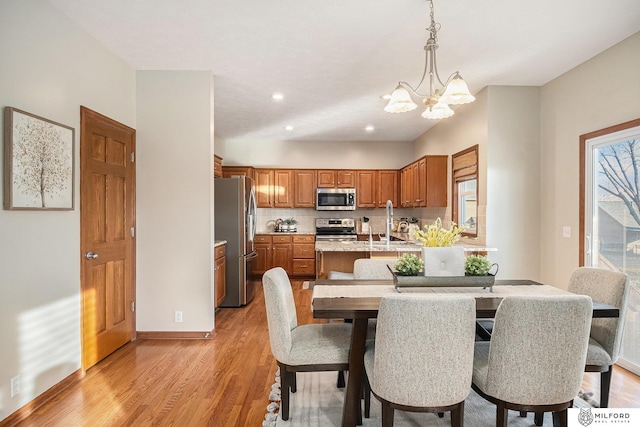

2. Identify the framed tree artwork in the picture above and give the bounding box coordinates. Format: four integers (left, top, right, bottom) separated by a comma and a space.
3, 107, 75, 210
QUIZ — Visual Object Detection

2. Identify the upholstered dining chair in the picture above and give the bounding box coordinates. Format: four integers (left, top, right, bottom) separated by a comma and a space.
472, 295, 593, 427
352, 258, 397, 279
364, 294, 476, 427
262, 267, 352, 421
567, 267, 629, 408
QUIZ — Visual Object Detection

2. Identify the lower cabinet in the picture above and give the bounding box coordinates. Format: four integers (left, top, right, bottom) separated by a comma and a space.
214, 244, 226, 309
253, 234, 315, 278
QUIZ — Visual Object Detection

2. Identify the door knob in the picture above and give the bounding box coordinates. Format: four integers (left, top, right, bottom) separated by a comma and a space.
85, 252, 99, 260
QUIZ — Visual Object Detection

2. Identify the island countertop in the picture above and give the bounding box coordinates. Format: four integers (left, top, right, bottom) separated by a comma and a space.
315, 241, 497, 253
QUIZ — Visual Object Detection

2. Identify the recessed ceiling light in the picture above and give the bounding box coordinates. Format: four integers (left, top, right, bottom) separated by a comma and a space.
272, 93, 284, 101
365, 125, 375, 132
380, 94, 392, 100
284, 125, 294, 131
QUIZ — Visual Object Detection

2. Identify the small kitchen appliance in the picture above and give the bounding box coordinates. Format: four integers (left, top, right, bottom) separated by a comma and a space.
315, 218, 357, 241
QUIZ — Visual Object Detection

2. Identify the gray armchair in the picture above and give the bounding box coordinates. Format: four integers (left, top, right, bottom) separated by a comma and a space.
568, 267, 629, 408
364, 294, 476, 427
472, 295, 593, 427
262, 267, 352, 421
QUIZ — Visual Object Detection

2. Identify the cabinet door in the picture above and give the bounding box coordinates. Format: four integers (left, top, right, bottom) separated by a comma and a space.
356, 170, 377, 208
253, 236, 272, 275
213, 155, 223, 178
274, 169, 294, 208
214, 256, 226, 308
337, 170, 355, 188
255, 169, 274, 207
294, 170, 316, 207
222, 166, 255, 180
272, 242, 293, 273
377, 170, 398, 207
425, 156, 448, 207
416, 157, 427, 207
317, 170, 336, 187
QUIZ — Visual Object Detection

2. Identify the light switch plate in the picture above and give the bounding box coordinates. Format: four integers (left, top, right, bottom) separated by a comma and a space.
562, 226, 571, 238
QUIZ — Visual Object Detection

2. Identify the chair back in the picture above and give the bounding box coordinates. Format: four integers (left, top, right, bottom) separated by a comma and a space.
485, 295, 593, 405
262, 267, 298, 362
568, 267, 629, 362
353, 258, 396, 279
371, 294, 476, 407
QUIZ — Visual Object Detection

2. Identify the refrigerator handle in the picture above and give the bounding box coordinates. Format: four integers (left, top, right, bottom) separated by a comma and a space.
248, 187, 257, 241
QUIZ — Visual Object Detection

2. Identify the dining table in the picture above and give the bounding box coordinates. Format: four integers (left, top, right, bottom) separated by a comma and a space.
310, 279, 621, 427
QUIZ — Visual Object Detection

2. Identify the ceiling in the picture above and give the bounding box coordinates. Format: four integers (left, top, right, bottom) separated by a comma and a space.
47, 0, 640, 144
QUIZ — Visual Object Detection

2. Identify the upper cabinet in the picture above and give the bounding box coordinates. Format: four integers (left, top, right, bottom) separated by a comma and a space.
356, 170, 398, 208
273, 169, 294, 208
377, 170, 399, 208
294, 169, 316, 208
213, 155, 223, 178
317, 170, 355, 188
400, 156, 447, 208
255, 169, 274, 208
222, 166, 255, 180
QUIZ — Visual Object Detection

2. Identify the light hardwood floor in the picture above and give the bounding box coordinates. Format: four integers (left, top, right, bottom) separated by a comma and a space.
8, 280, 640, 426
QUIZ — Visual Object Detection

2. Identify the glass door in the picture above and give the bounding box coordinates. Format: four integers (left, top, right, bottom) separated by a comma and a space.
584, 122, 640, 375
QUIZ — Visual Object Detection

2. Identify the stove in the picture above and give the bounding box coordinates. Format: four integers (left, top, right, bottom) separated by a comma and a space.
315, 218, 357, 241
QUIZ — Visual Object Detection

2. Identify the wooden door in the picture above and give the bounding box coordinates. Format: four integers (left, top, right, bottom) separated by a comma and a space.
317, 170, 336, 187
273, 169, 294, 208
254, 169, 274, 207
356, 170, 376, 208
294, 169, 316, 207
336, 170, 355, 187
377, 170, 398, 207
80, 107, 135, 370
253, 235, 272, 275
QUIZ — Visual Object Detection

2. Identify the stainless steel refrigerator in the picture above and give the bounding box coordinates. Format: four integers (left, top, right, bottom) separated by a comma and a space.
214, 176, 258, 307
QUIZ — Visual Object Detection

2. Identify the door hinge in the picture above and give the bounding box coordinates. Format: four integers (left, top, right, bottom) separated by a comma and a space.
130, 152, 135, 163
131, 226, 135, 238
131, 301, 135, 312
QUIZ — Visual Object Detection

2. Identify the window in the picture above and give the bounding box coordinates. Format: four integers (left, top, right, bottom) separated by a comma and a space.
452, 145, 478, 237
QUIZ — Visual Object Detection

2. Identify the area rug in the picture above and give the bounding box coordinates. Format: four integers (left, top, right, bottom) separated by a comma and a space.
263, 370, 594, 427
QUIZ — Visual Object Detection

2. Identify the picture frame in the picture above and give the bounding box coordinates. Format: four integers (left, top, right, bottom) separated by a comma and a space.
4, 107, 75, 210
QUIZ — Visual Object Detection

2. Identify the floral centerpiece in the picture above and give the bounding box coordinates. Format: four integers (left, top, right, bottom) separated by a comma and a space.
414, 218, 465, 277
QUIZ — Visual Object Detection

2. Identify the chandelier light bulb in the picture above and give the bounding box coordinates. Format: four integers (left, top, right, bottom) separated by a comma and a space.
440, 73, 475, 105
421, 99, 454, 119
384, 85, 417, 113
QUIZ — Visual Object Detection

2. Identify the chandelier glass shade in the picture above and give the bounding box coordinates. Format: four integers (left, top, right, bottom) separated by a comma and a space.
384, 0, 474, 119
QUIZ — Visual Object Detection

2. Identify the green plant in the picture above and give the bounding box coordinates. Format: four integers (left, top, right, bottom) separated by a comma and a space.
465, 255, 492, 276
283, 217, 297, 225
414, 217, 464, 247
394, 253, 424, 276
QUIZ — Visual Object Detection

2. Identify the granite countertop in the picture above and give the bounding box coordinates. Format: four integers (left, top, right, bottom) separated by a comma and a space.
214, 240, 227, 247
315, 240, 423, 252
256, 231, 315, 235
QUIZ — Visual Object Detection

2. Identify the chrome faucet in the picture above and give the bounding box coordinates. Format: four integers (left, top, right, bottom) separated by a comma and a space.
385, 199, 394, 249
368, 223, 373, 249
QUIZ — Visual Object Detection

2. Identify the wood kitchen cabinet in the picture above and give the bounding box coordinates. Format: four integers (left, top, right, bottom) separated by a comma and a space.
222, 165, 255, 180
214, 244, 226, 309
273, 169, 294, 208
400, 156, 447, 208
356, 170, 377, 208
255, 169, 274, 207
213, 155, 223, 178
253, 234, 293, 275
317, 170, 355, 188
377, 170, 399, 207
292, 235, 316, 277
424, 155, 448, 207
294, 169, 316, 208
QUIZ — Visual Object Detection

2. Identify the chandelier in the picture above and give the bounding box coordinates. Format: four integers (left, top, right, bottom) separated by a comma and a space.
384, 0, 474, 119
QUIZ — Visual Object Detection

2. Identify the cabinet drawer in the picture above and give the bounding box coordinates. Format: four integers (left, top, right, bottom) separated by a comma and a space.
293, 235, 315, 243
272, 235, 292, 243
293, 259, 316, 275
214, 244, 226, 259
254, 235, 272, 244
293, 243, 315, 259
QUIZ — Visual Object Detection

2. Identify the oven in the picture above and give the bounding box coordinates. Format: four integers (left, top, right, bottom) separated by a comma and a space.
315, 218, 357, 241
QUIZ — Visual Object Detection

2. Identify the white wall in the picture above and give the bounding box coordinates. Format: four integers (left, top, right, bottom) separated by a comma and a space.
223, 139, 414, 169
0, 0, 135, 421
136, 71, 215, 333
540, 32, 640, 288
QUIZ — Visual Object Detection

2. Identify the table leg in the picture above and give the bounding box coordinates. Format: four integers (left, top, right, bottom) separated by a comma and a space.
342, 318, 368, 427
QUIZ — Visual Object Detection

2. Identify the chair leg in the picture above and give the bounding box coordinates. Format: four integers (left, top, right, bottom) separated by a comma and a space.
519, 411, 527, 417
534, 412, 544, 426
337, 370, 346, 388
438, 412, 444, 418
291, 372, 297, 393
496, 402, 508, 427
451, 401, 464, 427
381, 400, 394, 427
600, 365, 613, 408
278, 363, 291, 421
552, 409, 567, 427
363, 372, 371, 418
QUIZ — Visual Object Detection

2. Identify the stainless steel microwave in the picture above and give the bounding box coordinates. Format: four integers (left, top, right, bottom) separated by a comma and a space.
316, 188, 356, 211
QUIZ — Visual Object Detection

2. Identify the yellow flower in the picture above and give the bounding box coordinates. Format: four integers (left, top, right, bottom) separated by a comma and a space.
414, 218, 464, 247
